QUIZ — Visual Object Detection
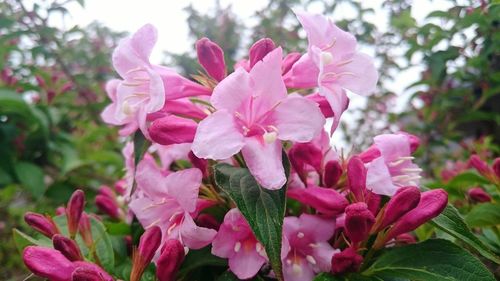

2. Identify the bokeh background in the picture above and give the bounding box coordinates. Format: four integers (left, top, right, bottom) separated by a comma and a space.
1, 0, 498, 279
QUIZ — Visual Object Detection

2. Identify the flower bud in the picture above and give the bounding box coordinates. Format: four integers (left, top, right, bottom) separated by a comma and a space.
493, 158, 500, 179
366, 191, 381, 216
23, 246, 75, 281
344, 202, 374, 244
156, 239, 185, 281
288, 143, 322, 184
196, 213, 220, 230
95, 195, 120, 219
385, 189, 448, 242
358, 146, 381, 163
331, 247, 363, 274
323, 160, 342, 188
98, 185, 115, 199
72, 262, 114, 281
24, 212, 59, 238
195, 37, 226, 81
53, 234, 83, 261
131, 226, 162, 281
188, 151, 208, 177
287, 186, 348, 216
149, 115, 197, 146
249, 38, 276, 68
282, 52, 301, 75
56, 206, 66, 216
394, 233, 416, 245
377, 186, 421, 230
399, 132, 420, 153
307, 93, 334, 118
469, 155, 493, 179
467, 187, 491, 203
60, 82, 73, 93
347, 156, 367, 201
79, 212, 93, 248
66, 189, 85, 238
35, 75, 46, 88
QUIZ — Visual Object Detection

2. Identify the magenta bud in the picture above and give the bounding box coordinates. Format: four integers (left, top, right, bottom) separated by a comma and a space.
149, 115, 197, 146
366, 191, 381, 216
398, 132, 420, 153
156, 239, 185, 281
468, 187, 491, 203
385, 189, 448, 242
24, 212, 59, 238
493, 158, 500, 179
288, 143, 323, 184
78, 212, 93, 248
56, 206, 66, 216
23, 246, 75, 281
95, 195, 120, 219
324, 160, 343, 188
331, 247, 363, 274
249, 38, 276, 68
196, 214, 220, 231
131, 226, 162, 281
60, 82, 73, 93
287, 186, 348, 216
66, 189, 85, 238
307, 93, 334, 118
188, 151, 208, 177
72, 262, 114, 281
358, 145, 381, 163
282, 52, 302, 75
195, 37, 226, 81
394, 233, 416, 245
469, 155, 493, 178
98, 185, 115, 199
344, 202, 375, 244
35, 75, 46, 88
378, 186, 421, 230
52, 234, 83, 261
347, 156, 367, 201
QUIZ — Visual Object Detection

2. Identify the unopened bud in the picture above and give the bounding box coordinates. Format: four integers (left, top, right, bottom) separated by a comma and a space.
196, 214, 220, 230
344, 202, 374, 244
23, 246, 74, 281
288, 143, 323, 184
469, 155, 493, 179
53, 234, 83, 261
287, 186, 348, 216
358, 146, 381, 163
377, 186, 421, 231
307, 93, 334, 118
66, 189, 85, 238
324, 160, 343, 188
131, 226, 162, 281
156, 239, 185, 281
24, 212, 59, 238
149, 115, 197, 146
98, 185, 115, 199
282, 52, 302, 75
249, 38, 276, 68
188, 151, 208, 177
347, 156, 367, 201
394, 233, 416, 245
79, 212, 93, 248
331, 247, 363, 274
493, 158, 500, 179
467, 187, 491, 203
385, 189, 448, 242
72, 262, 114, 281
95, 195, 120, 219
195, 38, 226, 81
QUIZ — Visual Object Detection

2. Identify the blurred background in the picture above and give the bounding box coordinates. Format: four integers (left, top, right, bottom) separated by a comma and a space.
0, 0, 498, 279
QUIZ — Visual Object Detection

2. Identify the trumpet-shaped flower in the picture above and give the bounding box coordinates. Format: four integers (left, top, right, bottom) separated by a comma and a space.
212, 208, 267, 279
129, 160, 216, 251
192, 48, 325, 189
364, 134, 422, 196
287, 11, 378, 131
281, 214, 336, 281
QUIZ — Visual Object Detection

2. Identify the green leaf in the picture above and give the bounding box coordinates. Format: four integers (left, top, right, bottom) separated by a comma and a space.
178, 246, 227, 277
14, 162, 46, 198
466, 203, 500, 228
131, 131, 150, 194
364, 239, 495, 281
216, 271, 267, 281
214, 152, 290, 281
90, 217, 115, 273
431, 205, 500, 264
12, 228, 51, 253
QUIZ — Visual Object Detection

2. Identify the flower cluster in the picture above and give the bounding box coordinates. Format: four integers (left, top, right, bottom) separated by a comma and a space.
21, 10, 449, 281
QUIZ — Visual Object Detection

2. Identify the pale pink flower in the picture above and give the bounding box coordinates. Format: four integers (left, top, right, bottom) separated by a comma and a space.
364, 134, 422, 196
281, 214, 336, 281
286, 11, 378, 131
192, 48, 325, 189
212, 209, 267, 279
129, 161, 216, 251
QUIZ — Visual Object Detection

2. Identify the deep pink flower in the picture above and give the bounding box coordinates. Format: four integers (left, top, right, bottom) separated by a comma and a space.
129, 161, 216, 251
344, 202, 374, 244
212, 209, 267, 279
331, 247, 363, 274
286, 11, 378, 131
192, 48, 325, 189
287, 185, 348, 217
364, 134, 422, 196
282, 214, 336, 281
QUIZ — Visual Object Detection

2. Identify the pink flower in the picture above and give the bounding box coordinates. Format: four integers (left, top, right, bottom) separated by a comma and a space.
286, 11, 378, 132
282, 214, 336, 281
129, 161, 216, 251
212, 209, 267, 279
364, 134, 422, 196
287, 185, 348, 217
192, 48, 325, 189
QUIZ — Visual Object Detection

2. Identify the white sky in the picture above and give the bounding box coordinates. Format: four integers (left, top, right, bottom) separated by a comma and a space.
50, 0, 452, 149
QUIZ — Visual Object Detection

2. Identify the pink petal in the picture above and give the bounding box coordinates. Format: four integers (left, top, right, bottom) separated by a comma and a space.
192, 110, 245, 160
179, 214, 217, 249
374, 134, 411, 162
242, 137, 286, 190
283, 257, 315, 281
211, 68, 252, 112
283, 54, 319, 88
311, 242, 336, 272
322, 86, 349, 133
135, 157, 166, 198
164, 168, 202, 213
366, 157, 398, 196
334, 52, 378, 96
298, 214, 335, 242
272, 95, 325, 142
229, 247, 267, 280
130, 24, 158, 63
